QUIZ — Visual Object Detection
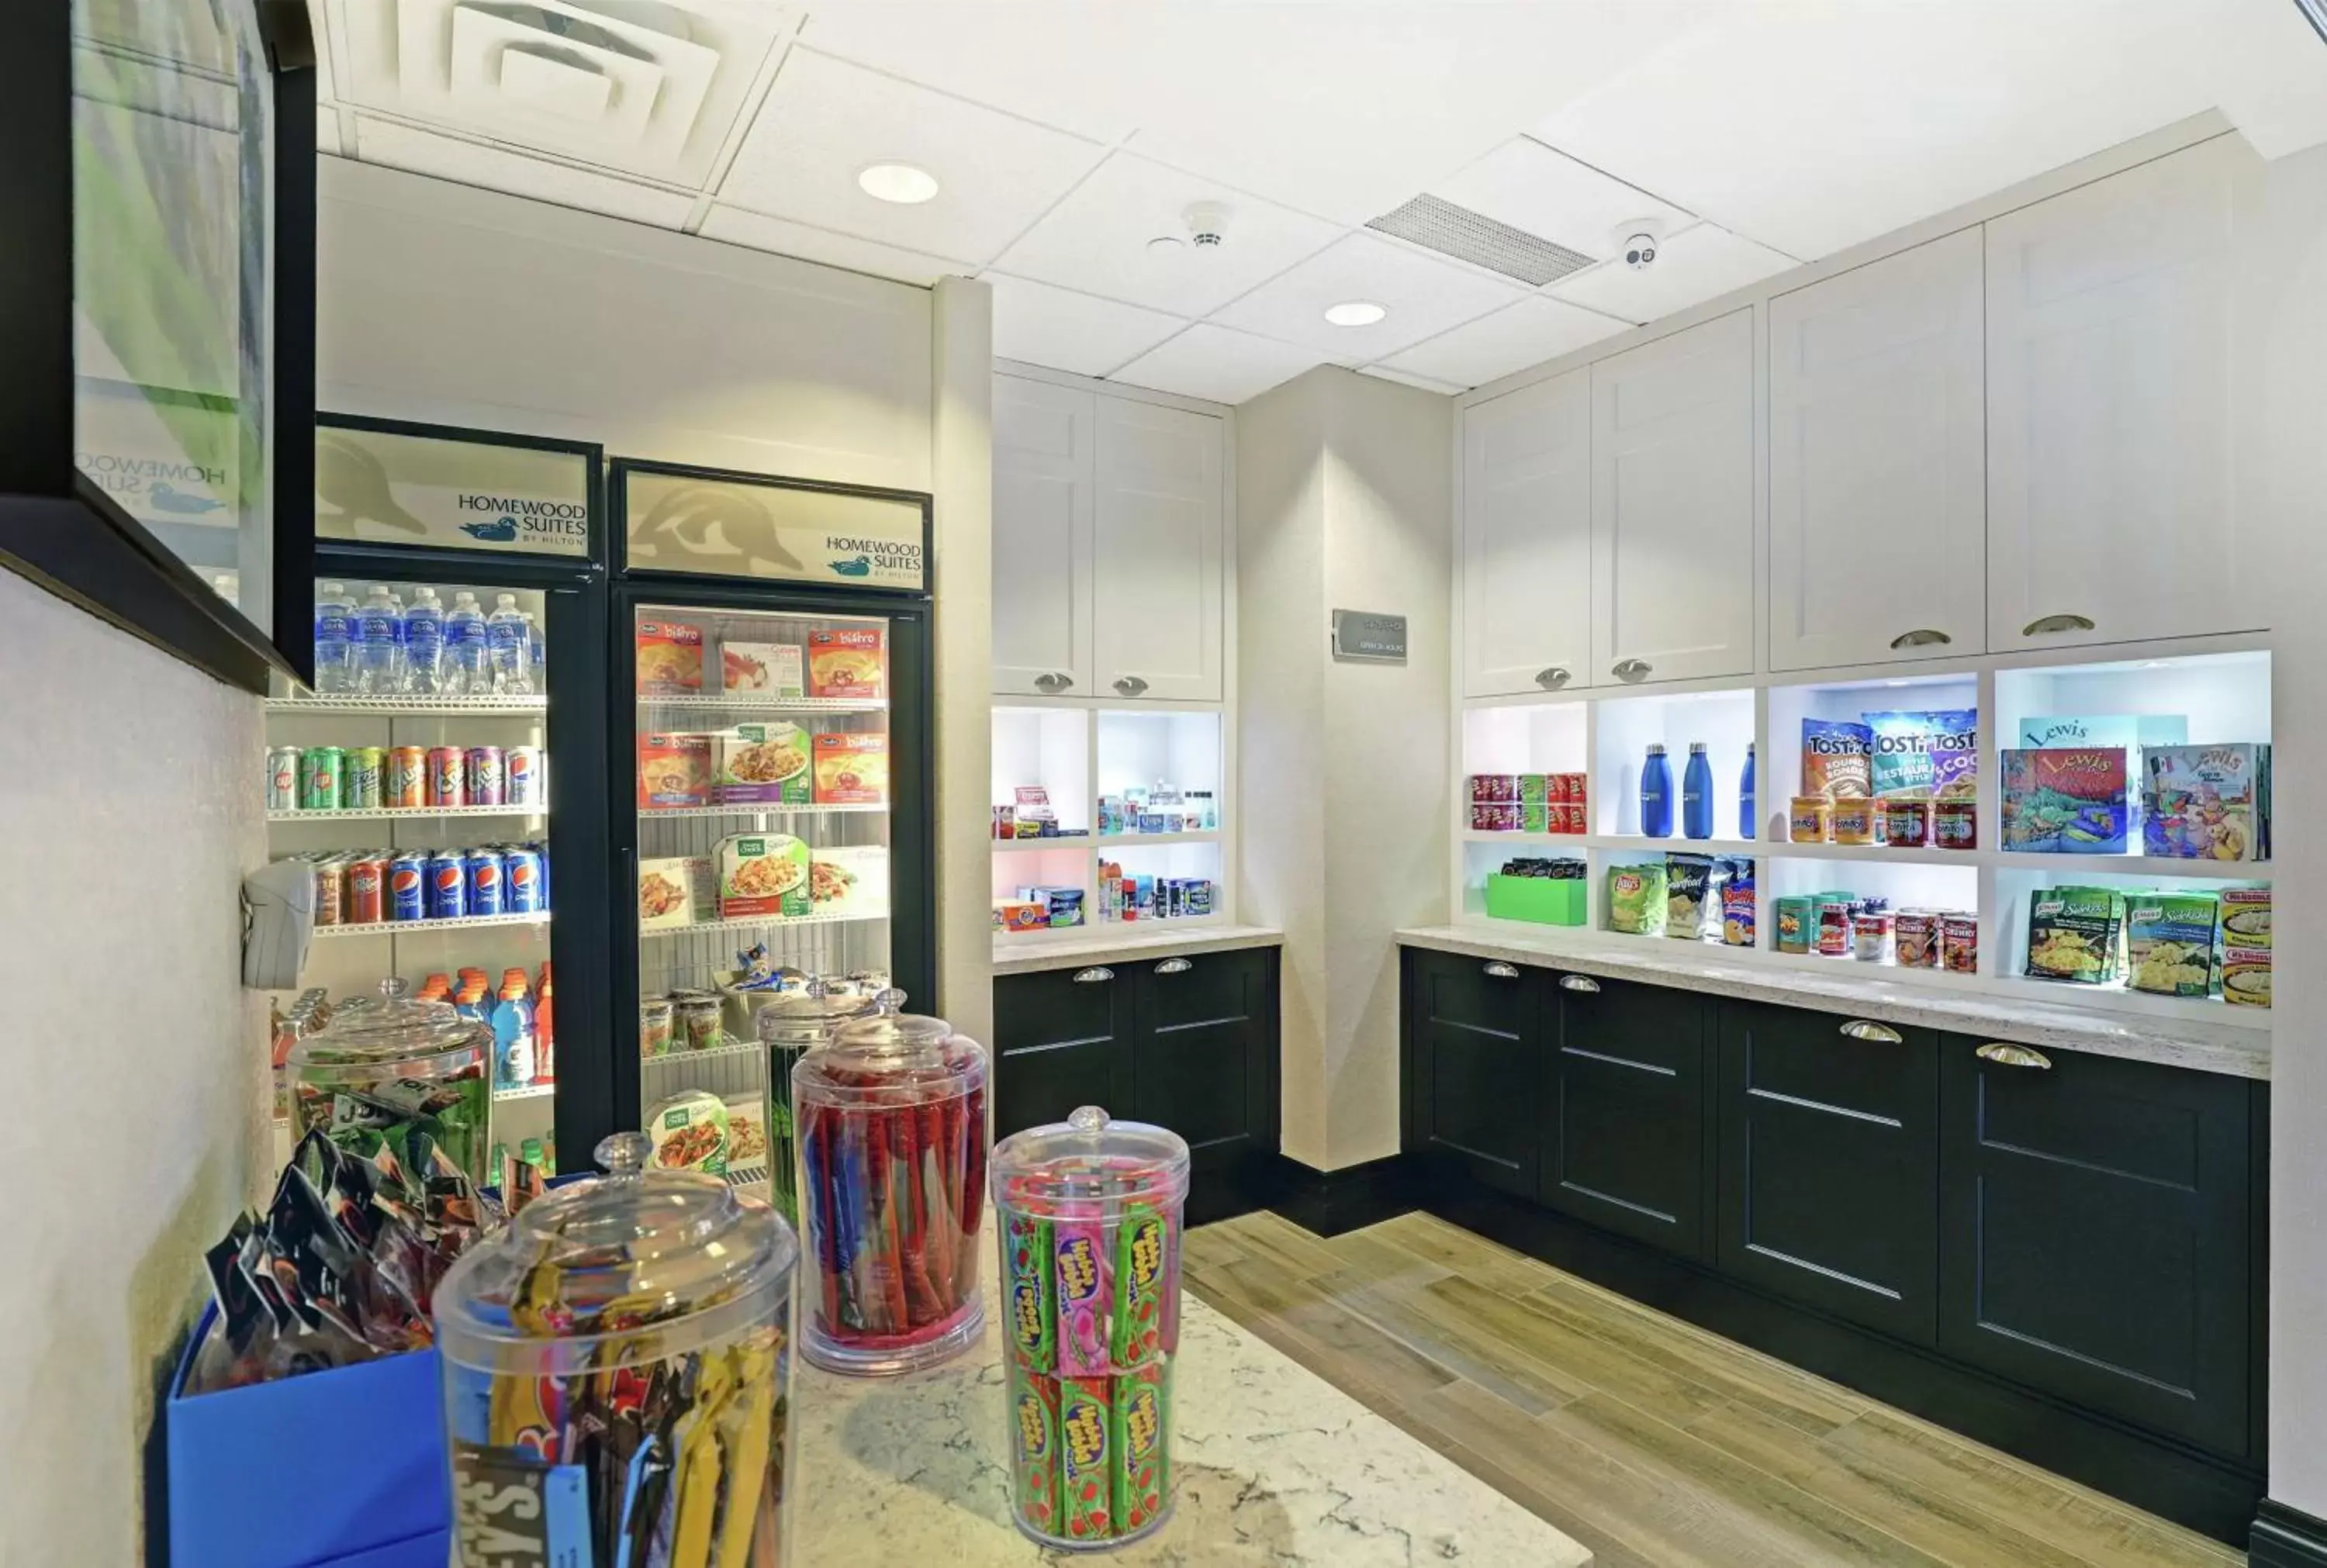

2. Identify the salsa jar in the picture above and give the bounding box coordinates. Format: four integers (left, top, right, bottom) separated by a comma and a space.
1933, 796, 1978, 851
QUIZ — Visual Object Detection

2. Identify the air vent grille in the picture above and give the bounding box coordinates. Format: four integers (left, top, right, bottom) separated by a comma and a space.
1368, 194, 1595, 286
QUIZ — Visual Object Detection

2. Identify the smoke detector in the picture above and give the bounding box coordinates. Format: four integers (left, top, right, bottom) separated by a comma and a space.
1184, 201, 1231, 248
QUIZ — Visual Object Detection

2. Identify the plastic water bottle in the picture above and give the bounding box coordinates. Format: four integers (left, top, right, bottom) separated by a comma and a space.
313, 581, 354, 693
523, 612, 545, 690
1640, 744, 1674, 838
352, 584, 403, 694
443, 592, 487, 696
1682, 742, 1715, 840
402, 585, 445, 694
486, 593, 532, 695
1740, 744, 1757, 840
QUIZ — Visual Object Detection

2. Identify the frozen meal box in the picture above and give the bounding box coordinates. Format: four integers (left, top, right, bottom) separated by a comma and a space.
2000, 748, 2128, 853
813, 731, 890, 804
2219, 886, 2272, 949
637, 733, 712, 809
2126, 892, 2219, 997
1802, 720, 1872, 802
808, 844, 887, 918
807, 627, 887, 699
719, 640, 804, 697
714, 723, 812, 804
2142, 744, 2271, 862
637, 857, 708, 931
635, 619, 704, 693
716, 833, 811, 919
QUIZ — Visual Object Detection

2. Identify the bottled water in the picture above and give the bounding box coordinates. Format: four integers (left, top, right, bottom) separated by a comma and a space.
313, 581, 354, 693
352, 585, 403, 695
523, 612, 544, 690
402, 585, 446, 694
486, 593, 533, 695
444, 592, 488, 696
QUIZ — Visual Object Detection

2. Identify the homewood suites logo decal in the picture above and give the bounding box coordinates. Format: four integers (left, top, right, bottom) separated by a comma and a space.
458, 492, 586, 547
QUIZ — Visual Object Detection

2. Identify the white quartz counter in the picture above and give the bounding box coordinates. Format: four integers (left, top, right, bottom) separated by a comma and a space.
791, 1256, 1587, 1566
992, 924, 1284, 976
1399, 923, 2271, 1080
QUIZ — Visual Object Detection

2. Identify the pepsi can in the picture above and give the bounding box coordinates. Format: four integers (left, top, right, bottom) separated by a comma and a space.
427, 851, 469, 920
465, 746, 507, 806
503, 847, 546, 914
506, 746, 545, 806
465, 848, 505, 917
389, 853, 428, 921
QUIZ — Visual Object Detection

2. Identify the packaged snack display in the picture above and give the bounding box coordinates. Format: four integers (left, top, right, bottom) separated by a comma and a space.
1665, 854, 1713, 939
286, 978, 493, 1189
1788, 796, 1832, 844
716, 723, 812, 804
1802, 720, 1873, 803
647, 1089, 731, 1175
2220, 886, 2272, 948
638, 855, 706, 930
638, 732, 712, 809
717, 834, 811, 919
635, 617, 705, 692
2025, 886, 2125, 983
1606, 863, 1667, 936
807, 627, 887, 699
721, 639, 806, 696
1895, 910, 1941, 968
2127, 892, 2221, 996
794, 1011, 988, 1374
992, 1104, 1189, 1549
1865, 710, 1979, 805
812, 731, 890, 803
1468, 774, 1520, 803
2142, 744, 2272, 862
434, 1131, 797, 1568
2002, 748, 2130, 852
1721, 862, 1757, 948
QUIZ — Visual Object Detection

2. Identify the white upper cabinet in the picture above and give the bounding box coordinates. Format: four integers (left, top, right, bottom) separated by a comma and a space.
992, 376, 1095, 697
1590, 309, 1755, 686
1986, 136, 2263, 651
1462, 369, 1592, 696
1093, 397, 1226, 702
1769, 228, 1986, 671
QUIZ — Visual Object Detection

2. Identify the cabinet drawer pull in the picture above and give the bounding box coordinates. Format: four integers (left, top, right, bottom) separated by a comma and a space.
1482, 962, 1520, 979
1839, 1019, 1903, 1044
1114, 675, 1150, 696
1558, 974, 1599, 993
1611, 658, 1652, 682
1889, 628, 1952, 650
1154, 957, 1191, 975
1071, 967, 1114, 984
1034, 671, 1074, 692
1535, 665, 1572, 689
1976, 1041, 2052, 1069
2021, 613, 2096, 637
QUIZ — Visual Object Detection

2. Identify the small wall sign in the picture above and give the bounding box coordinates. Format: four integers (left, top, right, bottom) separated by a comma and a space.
1331, 609, 1408, 662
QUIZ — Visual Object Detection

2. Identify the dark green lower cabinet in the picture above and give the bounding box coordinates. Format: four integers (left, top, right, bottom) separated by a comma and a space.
994, 962, 1135, 1136
1543, 974, 1711, 1262
1717, 1002, 1939, 1345
1403, 948, 1540, 1196
1938, 1033, 2254, 1457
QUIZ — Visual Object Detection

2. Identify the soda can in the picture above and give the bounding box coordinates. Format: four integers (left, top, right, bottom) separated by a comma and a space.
427, 851, 469, 920
389, 852, 428, 921
266, 747, 301, 812
300, 747, 345, 811
344, 747, 386, 811
311, 857, 344, 926
503, 848, 545, 914
465, 746, 507, 806
386, 747, 428, 810
344, 856, 386, 924
427, 747, 465, 808
506, 746, 545, 806
465, 849, 506, 917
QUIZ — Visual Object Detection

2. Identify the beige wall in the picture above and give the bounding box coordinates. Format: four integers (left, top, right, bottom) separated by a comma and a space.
1240, 367, 1452, 1170
0, 572, 271, 1563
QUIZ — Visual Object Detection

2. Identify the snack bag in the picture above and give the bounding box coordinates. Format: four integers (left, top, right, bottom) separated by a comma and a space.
1607, 863, 1666, 936
1665, 854, 1713, 940
1865, 710, 1979, 803
1006, 1209, 1056, 1369
1720, 860, 1756, 948
1112, 1358, 1171, 1535
1054, 1221, 1113, 1377
1110, 1205, 1170, 1366
1802, 720, 1873, 802
1008, 1359, 1063, 1536
1059, 1377, 1115, 1540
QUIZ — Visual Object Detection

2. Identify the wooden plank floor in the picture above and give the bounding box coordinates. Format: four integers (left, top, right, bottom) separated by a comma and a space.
1184, 1210, 2245, 1568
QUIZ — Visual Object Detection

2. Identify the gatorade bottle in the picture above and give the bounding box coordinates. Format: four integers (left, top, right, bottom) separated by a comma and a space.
532, 962, 555, 1084
491, 968, 535, 1088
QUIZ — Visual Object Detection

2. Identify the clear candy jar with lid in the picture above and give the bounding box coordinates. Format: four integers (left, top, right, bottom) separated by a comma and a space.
790, 1009, 989, 1374
749, 981, 900, 1225
433, 1131, 798, 1566
286, 976, 493, 1187
991, 1105, 1191, 1549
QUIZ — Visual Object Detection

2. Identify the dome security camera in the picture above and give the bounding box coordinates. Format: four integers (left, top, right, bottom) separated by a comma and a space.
1623, 232, 1658, 271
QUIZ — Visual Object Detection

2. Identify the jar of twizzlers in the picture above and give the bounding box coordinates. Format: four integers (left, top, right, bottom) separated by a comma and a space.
791, 1010, 989, 1374
994, 1106, 1191, 1551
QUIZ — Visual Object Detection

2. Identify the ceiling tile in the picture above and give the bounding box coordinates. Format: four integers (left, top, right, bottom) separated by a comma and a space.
1382, 297, 1629, 389
349, 119, 697, 228
985, 275, 1187, 378
1433, 137, 1691, 261
1110, 324, 1332, 406
1360, 365, 1463, 396
1546, 223, 1793, 324
1212, 231, 1525, 361
699, 206, 970, 286
719, 47, 1106, 265
990, 152, 1341, 318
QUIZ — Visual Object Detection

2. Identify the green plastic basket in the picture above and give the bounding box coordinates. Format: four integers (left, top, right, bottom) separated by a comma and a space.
1485, 874, 1586, 926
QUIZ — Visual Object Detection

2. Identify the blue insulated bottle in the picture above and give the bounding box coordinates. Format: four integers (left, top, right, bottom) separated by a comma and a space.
1641, 744, 1674, 838
1740, 743, 1757, 840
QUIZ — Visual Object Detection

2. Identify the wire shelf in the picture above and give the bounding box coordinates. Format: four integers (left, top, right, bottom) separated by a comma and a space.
268, 803, 548, 822
313, 910, 552, 938
639, 802, 888, 821
493, 1083, 556, 1103
641, 909, 889, 941
637, 694, 887, 714
268, 694, 547, 715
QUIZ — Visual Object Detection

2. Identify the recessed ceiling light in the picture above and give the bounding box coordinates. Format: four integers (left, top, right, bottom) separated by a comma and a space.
857, 162, 939, 205
1323, 299, 1388, 328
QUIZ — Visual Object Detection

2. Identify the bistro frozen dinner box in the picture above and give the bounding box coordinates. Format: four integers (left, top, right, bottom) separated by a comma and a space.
714, 722, 812, 805
637, 732, 711, 810
807, 627, 886, 699
812, 731, 890, 804
716, 833, 811, 919
636, 619, 704, 693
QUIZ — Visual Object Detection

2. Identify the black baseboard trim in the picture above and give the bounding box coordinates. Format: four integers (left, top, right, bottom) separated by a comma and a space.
1423, 1179, 2263, 1548
1265, 1152, 1419, 1238
2253, 1501, 2327, 1566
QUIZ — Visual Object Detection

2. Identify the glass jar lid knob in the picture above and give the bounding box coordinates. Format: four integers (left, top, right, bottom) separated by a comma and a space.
594, 1131, 652, 1178
1067, 1105, 1108, 1135
875, 987, 906, 1015
379, 976, 412, 1001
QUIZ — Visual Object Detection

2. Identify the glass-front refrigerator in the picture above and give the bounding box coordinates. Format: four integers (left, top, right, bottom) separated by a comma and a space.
612, 460, 935, 1200
262, 418, 610, 1185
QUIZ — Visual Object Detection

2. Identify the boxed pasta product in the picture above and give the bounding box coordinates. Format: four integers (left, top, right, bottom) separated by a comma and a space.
2001, 748, 2129, 853
1666, 854, 1713, 940
807, 627, 887, 699
635, 619, 704, 692
637, 732, 711, 809
636, 856, 708, 931
1607, 863, 1666, 936
2126, 891, 2220, 997
1865, 710, 1979, 804
2142, 744, 2271, 862
719, 639, 805, 697
716, 833, 811, 919
714, 722, 811, 804
812, 731, 890, 804
2024, 886, 2125, 984
2222, 946, 2272, 1007
1802, 720, 1872, 803
2219, 886, 2272, 948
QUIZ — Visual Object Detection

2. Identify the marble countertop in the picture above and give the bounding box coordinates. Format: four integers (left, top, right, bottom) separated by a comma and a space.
790, 1249, 1587, 1566
1398, 924, 2272, 1080
992, 924, 1284, 976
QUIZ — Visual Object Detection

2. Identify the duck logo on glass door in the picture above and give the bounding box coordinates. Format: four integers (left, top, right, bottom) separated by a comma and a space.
632, 483, 805, 575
